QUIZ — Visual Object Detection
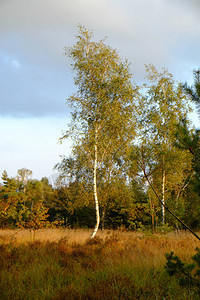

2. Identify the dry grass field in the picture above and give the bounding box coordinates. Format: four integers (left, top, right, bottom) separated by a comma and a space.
0, 229, 199, 299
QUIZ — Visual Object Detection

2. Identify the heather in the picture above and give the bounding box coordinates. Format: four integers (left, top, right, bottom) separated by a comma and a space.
0, 229, 199, 299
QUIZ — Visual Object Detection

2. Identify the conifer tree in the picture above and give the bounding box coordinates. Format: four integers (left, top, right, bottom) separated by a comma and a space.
183, 69, 200, 119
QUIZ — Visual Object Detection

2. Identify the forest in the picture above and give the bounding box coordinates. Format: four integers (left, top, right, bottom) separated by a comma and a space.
0, 26, 200, 236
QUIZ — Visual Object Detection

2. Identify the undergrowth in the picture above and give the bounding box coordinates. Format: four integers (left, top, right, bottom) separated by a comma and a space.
0, 231, 199, 299
165, 247, 200, 296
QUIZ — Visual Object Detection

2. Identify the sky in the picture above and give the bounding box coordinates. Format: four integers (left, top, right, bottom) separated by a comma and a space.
0, 0, 200, 181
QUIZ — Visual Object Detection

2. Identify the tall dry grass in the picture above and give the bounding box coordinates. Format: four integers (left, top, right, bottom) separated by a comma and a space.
0, 228, 199, 254
0, 229, 199, 299
0, 228, 94, 244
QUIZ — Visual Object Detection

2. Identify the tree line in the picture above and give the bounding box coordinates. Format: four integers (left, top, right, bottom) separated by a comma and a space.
1, 26, 200, 236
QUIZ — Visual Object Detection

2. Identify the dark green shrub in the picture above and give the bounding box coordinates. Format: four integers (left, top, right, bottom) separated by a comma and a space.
165, 248, 200, 293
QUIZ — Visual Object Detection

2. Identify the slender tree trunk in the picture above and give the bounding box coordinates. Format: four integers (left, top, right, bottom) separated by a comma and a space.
101, 208, 106, 231
161, 83, 167, 225
149, 195, 155, 231
23, 181, 26, 206
91, 129, 100, 239
162, 169, 166, 224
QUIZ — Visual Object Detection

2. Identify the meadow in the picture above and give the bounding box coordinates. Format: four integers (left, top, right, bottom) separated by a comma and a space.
0, 229, 200, 299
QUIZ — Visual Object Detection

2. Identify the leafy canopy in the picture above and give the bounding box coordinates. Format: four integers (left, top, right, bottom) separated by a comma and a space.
62, 25, 137, 168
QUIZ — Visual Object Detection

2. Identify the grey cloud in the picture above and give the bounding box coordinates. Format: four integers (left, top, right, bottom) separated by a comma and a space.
0, 0, 200, 117
0, 53, 72, 117
0, 0, 128, 31
113, 0, 200, 80
167, 0, 200, 11
0, 0, 129, 75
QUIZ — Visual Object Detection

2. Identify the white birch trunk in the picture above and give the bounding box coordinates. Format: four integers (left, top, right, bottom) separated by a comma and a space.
91, 129, 100, 239
161, 83, 167, 225
162, 169, 166, 224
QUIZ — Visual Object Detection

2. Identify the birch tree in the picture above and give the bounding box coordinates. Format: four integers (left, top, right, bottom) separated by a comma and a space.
17, 168, 33, 197
61, 26, 137, 238
137, 65, 192, 225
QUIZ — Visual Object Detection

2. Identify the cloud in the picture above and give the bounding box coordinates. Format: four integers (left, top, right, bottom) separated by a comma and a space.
0, 0, 200, 117
0, 0, 128, 32
103, 0, 200, 81
0, 0, 130, 117
0, 51, 72, 117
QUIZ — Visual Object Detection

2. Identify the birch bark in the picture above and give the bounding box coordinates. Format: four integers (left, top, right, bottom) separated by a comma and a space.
91, 127, 100, 238
162, 169, 166, 224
